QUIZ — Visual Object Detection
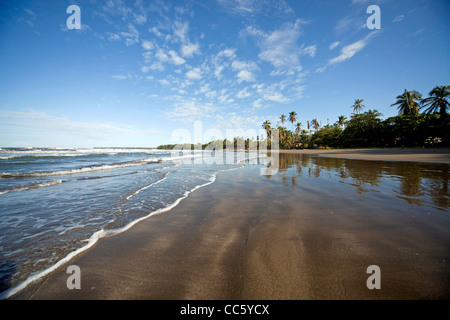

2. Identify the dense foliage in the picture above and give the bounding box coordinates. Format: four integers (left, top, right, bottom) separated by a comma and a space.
261, 86, 449, 149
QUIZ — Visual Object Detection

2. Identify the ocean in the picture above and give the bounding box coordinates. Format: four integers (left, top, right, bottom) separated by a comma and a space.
0, 147, 255, 297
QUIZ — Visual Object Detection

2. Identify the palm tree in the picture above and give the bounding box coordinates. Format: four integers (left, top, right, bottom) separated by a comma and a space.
262, 120, 271, 139
337, 115, 347, 129
351, 99, 365, 114
391, 89, 422, 116
279, 114, 287, 126
421, 85, 450, 116
289, 111, 297, 133
362, 109, 383, 118
295, 122, 302, 135
311, 118, 320, 131
277, 125, 286, 143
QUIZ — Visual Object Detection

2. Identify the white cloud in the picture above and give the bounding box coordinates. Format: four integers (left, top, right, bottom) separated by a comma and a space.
24, 8, 36, 17
186, 67, 202, 80
392, 14, 405, 23
315, 67, 327, 73
172, 20, 189, 43
328, 32, 376, 65
302, 45, 316, 58
329, 41, 340, 50
167, 100, 216, 122
181, 42, 200, 58
149, 26, 163, 37
256, 84, 290, 103
409, 28, 426, 37
195, 84, 211, 95
351, 0, 370, 4
236, 87, 251, 99
0, 109, 136, 141
112, 74, 132, 80
217, 48, 237, 59
218, 0, 293, 16
149, 62, 165, 72
230, 59, 259, 83
237, 70, 255, 83
155, 49, 186, 65
214, 64, 225, 80
247, 19, 308, 71
155, 49, 169, 63
134, 13, 147, 25
142, 51, 152, 63
231, 60, 258, 71
168, 50, 186, 65
158, 79, 170, 86
0, 110, 47, 120
142, 40, 154, 50
317, 31, 378, 73
119, 23, 139, 46
264, 92, 290, 103
217, 90, 233, 104
106, 32, 121, 41
252, 98, 266, 109
335, 16, 355, 34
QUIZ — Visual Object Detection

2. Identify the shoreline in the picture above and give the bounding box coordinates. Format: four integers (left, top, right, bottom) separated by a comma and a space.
261, 148, 450, 164
8, 150, 450, 300
1, 166, 239, 300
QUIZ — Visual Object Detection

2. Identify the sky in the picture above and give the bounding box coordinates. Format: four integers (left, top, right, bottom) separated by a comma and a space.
0, 0, 449, 148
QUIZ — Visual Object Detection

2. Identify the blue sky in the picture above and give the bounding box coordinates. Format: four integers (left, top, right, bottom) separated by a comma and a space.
0, 0, 449, 148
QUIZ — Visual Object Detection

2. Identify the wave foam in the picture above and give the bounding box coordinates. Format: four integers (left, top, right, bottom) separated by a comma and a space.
0, 180, 63, 195
0, 164, 243, 300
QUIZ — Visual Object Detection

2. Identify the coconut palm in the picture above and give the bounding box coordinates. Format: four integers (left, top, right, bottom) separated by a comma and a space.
337, 115, 347, 128
289, 111, 297, 133
351, 99, 365, 114
391, 90, 422, 116
311, 118, 320, 131
279, 114, 287, 126
421, 85, 450, 116
262, 120, 271, 139
365, 109, 383, 117
295, 122, 302, 135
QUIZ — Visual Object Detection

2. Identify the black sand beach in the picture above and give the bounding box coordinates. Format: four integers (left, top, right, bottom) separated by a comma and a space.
10, 150, 450, 300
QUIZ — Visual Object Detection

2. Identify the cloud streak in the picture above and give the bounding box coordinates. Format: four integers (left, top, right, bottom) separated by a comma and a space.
316, 31, 379, 73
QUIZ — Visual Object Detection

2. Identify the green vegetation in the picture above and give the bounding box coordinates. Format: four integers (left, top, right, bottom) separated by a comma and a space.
157, 86, 449, 150
262, 85, 449, 149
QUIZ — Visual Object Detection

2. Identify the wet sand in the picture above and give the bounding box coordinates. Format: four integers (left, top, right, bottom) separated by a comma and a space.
273, 148, 450, 164
10, 151, 450, 300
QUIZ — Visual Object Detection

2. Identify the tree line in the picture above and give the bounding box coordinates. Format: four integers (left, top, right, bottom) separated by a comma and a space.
262, 85, 449, 149
157, 86, 449, 150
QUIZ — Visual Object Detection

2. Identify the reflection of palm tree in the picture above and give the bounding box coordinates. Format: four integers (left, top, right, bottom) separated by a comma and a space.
421, 85, 450, 116
391, 90, 422, 116
398, 164, 423, 206
351, 99, 365, 114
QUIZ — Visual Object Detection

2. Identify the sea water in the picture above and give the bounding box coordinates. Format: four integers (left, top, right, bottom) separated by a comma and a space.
0, 147, 255, 297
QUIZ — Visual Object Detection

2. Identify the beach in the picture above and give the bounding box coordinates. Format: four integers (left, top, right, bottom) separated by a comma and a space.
274, 148, 450, 164
9, 149, 450, 300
